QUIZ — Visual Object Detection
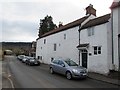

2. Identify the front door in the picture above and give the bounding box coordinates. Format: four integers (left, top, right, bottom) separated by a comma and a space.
81, 50, 88, 68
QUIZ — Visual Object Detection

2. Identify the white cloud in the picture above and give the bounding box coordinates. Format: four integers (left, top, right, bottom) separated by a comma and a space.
2, 20, 38, 42
1, 0, 113, 42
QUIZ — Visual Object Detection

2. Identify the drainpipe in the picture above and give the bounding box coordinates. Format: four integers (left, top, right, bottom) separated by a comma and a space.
78, 25, 81, 65
111, 10, 114, 67
118, 34, 120, 71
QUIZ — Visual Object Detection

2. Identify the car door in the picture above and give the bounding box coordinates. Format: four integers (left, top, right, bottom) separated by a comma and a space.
57, 60, 66, 75
52, 60, 59, 73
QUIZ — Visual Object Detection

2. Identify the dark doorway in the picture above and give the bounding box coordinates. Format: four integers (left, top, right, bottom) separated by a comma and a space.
81, 50, 88, 68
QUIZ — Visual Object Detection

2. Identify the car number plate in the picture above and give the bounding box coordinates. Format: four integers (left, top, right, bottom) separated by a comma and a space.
83, 73, 87, 76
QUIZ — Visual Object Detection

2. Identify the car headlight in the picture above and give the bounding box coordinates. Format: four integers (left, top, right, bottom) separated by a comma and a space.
73, 69, 78, 73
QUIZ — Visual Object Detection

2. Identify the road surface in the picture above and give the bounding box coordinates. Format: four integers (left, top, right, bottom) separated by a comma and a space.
3, 56, 119, 88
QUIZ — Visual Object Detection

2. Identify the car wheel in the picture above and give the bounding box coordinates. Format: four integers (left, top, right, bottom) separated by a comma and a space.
66, 71, 72, 80
29, 63, 32, 66
38, 63, 40, 66
50, 68, 54, 74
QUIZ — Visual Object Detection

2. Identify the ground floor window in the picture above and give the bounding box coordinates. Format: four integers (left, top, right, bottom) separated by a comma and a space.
38, 56, 42, 60
93, 46, 101, 55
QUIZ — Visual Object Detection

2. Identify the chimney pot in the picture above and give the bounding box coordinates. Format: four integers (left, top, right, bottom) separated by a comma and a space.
86, 4, 96, 16
59, 22, 63, 27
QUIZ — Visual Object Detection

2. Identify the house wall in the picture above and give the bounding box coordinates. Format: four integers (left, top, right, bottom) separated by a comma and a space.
118, 6, 120, 71
0, 43, 2, 61
36, 14, 112, 75
80, 23, 111, 75
112, 6, 120, 71
36, 26, 79, 64
107, 19, 113, 70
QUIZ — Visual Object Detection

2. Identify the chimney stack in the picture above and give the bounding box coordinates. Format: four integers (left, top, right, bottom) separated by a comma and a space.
86, 4, 96, 16
59, 22, 63, 27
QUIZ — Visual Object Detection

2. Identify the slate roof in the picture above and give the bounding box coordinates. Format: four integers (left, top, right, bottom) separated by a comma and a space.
37, 13, 111, 40
80, 14, 111, 30
39, 16, 89, 38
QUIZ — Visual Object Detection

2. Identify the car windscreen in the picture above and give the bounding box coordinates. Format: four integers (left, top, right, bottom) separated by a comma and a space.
65, 60, 78, 66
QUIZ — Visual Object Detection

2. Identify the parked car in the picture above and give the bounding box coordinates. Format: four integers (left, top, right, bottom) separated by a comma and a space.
17, 55, 25, 61
25, 57, 40, 66
21, 56, 29, 63
49, 59, 88, 80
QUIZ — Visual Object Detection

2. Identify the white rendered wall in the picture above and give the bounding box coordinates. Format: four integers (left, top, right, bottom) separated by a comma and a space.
36, 26, 79, 64
107, 19, 113, 70
36, 15, 112, 75
112, 7, 120, 71
80, 23, 110, 75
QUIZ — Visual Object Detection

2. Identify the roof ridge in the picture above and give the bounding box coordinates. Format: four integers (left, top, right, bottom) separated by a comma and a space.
80, 13, 111, 30
39, 15, 90, 38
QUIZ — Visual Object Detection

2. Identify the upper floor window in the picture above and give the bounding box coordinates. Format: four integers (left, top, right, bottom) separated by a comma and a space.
93, 46, 101, 55
54, 43, 57, 51
87, 27, 94, 36
44, 39, 46, 44
64, 34, 66, 39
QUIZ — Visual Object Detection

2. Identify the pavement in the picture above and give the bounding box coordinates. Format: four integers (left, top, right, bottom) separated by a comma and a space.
88, 71, 120, 86
2, 59, 14, 89
0, 61, 2, 89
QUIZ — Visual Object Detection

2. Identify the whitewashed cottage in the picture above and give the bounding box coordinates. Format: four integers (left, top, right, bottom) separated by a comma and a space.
36, 1, 120, 75
110, 0, 120, 72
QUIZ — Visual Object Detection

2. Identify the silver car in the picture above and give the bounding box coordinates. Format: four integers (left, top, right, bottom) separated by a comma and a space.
21, 56, 29, 63
50, 59, 88, 80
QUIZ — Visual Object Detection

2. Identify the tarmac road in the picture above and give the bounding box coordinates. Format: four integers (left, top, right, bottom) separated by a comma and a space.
3, 55, 119, 88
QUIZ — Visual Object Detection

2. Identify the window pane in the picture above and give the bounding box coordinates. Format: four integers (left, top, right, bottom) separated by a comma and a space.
44, 39, 46, 44
92, 28, 94, 35
64, 34, 66, 39
54, 44, 57, 51
88, 29, 91, 36
98, 51, 101, 54
98, 47, 101, 50
38, 56, 40, 59
59, 61, 64, 65
94, 47, 97, 50
94, 50, 97, 55
53, 60, 59, 64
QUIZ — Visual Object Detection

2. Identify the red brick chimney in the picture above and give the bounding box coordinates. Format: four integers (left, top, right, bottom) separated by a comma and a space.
86, 4, 96, 16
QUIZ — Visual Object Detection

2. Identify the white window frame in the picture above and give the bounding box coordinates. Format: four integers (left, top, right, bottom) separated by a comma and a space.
93, 46, 102, 55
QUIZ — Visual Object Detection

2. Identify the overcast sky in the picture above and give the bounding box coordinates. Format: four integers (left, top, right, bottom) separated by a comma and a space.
0, 0, 113, 42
